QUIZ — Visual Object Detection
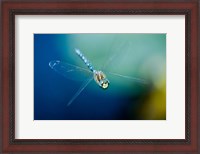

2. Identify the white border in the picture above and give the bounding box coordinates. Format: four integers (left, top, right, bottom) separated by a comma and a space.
15, 15, 185, 139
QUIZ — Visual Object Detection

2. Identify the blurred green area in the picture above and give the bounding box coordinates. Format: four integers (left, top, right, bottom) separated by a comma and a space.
62, 34, 166, 120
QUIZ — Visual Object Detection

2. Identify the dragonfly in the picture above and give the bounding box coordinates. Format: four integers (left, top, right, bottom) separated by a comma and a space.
49, 48, 148, 106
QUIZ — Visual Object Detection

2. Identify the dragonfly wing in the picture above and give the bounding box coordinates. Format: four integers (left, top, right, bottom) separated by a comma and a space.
49, 60, 92, 81
67, 77, 93, 107
107, 72, 148, 85
101, 53, 118, 70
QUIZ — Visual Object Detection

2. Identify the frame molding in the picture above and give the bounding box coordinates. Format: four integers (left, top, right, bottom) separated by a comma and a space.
1, 1, 199, 153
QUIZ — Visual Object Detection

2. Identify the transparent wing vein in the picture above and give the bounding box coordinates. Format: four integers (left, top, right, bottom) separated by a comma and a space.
67, 77, 93, 106
107, 72, 148, 85
49, 60, 92, 81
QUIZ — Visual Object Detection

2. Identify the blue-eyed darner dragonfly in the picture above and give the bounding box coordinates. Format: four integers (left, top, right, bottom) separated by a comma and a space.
49, 48, 147, 106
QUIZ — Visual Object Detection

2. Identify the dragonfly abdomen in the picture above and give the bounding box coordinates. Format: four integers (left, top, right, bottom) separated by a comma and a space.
75, 48, 94, 72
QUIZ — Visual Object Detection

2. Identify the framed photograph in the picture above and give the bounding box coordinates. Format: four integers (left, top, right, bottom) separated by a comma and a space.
1, 0, 199, 153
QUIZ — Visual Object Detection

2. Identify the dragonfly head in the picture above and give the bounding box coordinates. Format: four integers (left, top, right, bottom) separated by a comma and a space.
99, 78, 109, 89
93, 70, 110, 89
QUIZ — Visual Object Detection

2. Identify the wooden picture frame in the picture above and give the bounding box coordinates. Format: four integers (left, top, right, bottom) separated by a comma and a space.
1, 0, 199, 153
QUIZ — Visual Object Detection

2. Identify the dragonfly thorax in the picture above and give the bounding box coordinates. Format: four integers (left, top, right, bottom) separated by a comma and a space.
93, 70, 110, 89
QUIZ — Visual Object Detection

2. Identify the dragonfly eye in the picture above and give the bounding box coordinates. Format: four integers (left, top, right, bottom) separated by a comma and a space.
100, 79, 109, 89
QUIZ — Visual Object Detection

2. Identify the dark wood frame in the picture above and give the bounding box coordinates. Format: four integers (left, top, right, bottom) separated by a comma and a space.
1, 0, 199, 153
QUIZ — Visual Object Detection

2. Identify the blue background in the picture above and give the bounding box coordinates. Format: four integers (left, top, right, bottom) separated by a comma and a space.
34, 34, 166, 120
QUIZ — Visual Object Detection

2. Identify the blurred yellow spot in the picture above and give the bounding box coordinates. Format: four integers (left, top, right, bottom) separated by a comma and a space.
140, 79, 166, 120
